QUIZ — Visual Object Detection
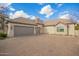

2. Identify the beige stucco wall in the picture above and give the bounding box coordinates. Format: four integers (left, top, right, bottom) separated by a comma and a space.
69, 24, 75, 35
75, 30, 77, 36
75, 30, 79, 36
44, 23, 68, 35
44, 26, 55, 34
44, 23, 77, 36
8, 22, 76, 37
7, 23, 14, 37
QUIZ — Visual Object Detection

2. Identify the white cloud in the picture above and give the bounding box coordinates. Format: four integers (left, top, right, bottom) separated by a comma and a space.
9, 12, 13, 16
46, 12, 54, 18
59, 14, 71, 19
59, 11, 69, 15
58, 10, 71, 19
59, 12, 79, 23
39, 5, 54, 18
38, 3, 44, 5
59, 13, 77, 21
56, 3, 63, 7
30, 16, 37, 20
9, 10, 37, 20
9, 7, 15, 11
58, 10, 79, 23
9, 10, 31, 19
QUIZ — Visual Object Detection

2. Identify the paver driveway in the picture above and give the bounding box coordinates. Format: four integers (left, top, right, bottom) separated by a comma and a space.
0, 34, 79, 56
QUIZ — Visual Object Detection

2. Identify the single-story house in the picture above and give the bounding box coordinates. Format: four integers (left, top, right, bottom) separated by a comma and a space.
1, 17, 79, 37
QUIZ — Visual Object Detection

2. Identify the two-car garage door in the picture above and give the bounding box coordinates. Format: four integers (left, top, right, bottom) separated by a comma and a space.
14, 25, 39, 37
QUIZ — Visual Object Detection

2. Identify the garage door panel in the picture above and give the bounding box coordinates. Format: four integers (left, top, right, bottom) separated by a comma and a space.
14, 26, 34, 37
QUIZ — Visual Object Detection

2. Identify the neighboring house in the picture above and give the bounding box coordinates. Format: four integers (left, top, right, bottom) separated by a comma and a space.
44, 19, 78, 36
4, 17, 79, 37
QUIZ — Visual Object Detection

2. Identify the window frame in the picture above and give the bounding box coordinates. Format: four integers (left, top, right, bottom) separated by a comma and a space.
57, 26, 64, 32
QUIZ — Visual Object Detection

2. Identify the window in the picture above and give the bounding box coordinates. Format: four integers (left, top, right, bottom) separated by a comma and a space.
57, 26, 64, 32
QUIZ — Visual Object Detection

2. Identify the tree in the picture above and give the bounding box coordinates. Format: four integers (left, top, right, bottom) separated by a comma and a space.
0, 5, 9, 33
0, 13, 9, 32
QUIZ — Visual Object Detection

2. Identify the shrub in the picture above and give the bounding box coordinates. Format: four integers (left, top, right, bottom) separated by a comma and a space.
75, 24, 79, 30
0, 32, 7, 40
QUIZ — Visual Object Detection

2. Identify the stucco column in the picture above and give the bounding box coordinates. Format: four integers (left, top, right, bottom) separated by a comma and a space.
7, 23, 14, 37
34, 26, 36, 35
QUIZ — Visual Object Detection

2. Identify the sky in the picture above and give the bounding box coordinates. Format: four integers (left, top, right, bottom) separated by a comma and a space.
0, 3, 79, 22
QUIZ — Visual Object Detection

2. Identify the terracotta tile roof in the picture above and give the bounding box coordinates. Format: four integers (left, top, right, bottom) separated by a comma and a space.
44, 19, 76, 26
8, 17, 37, 25
8, 17, 76, 26
8, 17, 43, 25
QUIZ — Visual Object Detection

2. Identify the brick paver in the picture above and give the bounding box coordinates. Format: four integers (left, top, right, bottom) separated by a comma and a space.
0, 34, 79, 56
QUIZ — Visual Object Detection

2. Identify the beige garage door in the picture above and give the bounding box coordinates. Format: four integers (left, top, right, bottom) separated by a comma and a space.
14, 25, 34, 37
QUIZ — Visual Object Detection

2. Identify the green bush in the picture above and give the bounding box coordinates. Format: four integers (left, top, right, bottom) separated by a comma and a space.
0, 32, 7, 40
75, 24, 79, 30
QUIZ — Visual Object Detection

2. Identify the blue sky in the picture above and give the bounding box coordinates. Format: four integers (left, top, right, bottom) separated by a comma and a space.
0, 3, 79, 21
